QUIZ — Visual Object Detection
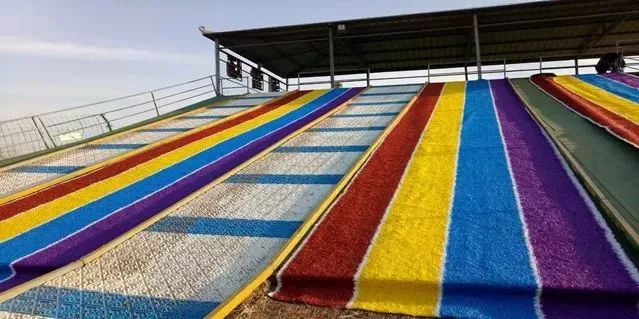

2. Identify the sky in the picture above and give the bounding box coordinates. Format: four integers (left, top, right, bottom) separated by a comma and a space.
0, 0, 538, 120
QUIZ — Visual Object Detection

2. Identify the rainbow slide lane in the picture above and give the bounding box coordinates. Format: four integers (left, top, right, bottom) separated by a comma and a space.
0, 87, 363, 298
530, 73, 639, 148
271, 80, 639, 318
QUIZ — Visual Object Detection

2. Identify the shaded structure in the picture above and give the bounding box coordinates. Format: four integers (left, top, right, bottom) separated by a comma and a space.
201, 0, 639, 83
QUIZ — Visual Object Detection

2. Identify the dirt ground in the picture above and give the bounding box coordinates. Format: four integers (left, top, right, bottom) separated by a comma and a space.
227, 281, 423, 319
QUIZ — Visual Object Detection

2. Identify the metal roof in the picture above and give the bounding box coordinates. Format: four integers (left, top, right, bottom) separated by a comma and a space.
201, 0, 639, 78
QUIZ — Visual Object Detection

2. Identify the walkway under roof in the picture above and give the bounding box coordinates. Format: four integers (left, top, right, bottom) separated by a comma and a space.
201, 0, 639, 78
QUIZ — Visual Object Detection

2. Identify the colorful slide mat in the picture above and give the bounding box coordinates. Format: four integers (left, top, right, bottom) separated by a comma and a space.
271, 80, 639, 319
530, 73, 639, 148
0, 87, 363, 298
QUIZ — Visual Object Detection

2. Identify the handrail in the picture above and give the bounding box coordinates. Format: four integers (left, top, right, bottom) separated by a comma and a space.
0, 72, 276, 162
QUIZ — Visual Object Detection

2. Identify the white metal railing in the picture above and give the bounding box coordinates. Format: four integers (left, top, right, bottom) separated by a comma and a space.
0, 73, 277, 162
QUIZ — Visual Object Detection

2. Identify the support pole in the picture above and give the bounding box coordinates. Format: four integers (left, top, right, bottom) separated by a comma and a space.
574, 58, 579, 75
329, 25, 335, 88
464, 65, 468, 81
366, 68, 370, 87
473, 14, 482, 80
539, 57, 543, 74
286, 78, 289, 91
214, 39, 222, 96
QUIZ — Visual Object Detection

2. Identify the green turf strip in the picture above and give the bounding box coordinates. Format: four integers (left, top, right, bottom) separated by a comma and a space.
511, 78, 639, 261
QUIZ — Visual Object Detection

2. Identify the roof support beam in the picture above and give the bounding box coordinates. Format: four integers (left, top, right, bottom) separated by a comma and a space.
473, 14, 482, 79
214, 39, 221, 96
329, 25, 335, 87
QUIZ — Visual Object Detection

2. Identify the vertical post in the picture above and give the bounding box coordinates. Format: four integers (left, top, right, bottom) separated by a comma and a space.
209, 76, 216, 93
31, 116, 50, 149
36, 116, 57, 147
214, 39, 222, 96
285, 78, 289, 91
574, 58, 579, 75
427, 64, 431, 82
539, 57, 543, 74
328, 25, 335, 88
150, 92, 160, 116
473, 14, 482, 80
464, 65, 468, 81
99, 113, 112, 132
366, 68, 370, 87
503, 59, 507, 78
246, 77, 250, 94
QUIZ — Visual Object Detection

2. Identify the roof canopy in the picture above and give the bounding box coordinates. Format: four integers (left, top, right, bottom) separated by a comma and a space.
202, 0, 639, 78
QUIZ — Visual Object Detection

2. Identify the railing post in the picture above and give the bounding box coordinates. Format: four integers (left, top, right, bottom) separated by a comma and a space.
286, 78, 289, 91
246, 76, 250, 94
150, 92, 160, 116
100, 113, 113, 132
297, 73, 301, 90
539, 57, 543, 74
209, 75, 217, 93
366, 68, 371, 87
31, 116, 50, 149
464, 65, 468, 81
36, 116, 57, 147
574, 58, 579, 75
427, 64, 431, 82
503, 59, 507, 78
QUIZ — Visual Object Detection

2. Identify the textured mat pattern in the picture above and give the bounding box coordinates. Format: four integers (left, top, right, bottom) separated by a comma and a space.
530, 73, 639, 147
0, 93, 283, 197
0, 85, 420, 318
0, 88, 362, 299
271, 80, 639, 319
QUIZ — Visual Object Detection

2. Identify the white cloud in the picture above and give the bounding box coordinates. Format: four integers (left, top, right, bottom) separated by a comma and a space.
0, 36, 208, 66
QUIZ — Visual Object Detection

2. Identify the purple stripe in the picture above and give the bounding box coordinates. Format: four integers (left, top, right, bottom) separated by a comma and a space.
0, 87, 363, 293
491, 79, 639, 319
603, 73, 639, 89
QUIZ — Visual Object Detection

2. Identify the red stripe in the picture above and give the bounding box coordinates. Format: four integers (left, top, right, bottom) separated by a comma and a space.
0, 91, 308, 220
272, 83, 444, 307
531, 75, 639, 146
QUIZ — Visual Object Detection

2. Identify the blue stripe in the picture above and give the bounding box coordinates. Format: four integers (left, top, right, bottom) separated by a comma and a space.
207, 105, 252, 109
138, 128, 191, 133
441, 80, 537, 318
0, 286, 219, 319
180, 115, 226, 120
360, 92, 416, 96
273, 145, 368, 153
577, 74, 639, 103
9, 165, 85, 174
350, 100, 410, 106
225, 174, 342, 184
0, 88, 352, 281
307, 126, 385, 132
332, 112, 399, 118
84, 143, 146, 150
147, 216, 301, 238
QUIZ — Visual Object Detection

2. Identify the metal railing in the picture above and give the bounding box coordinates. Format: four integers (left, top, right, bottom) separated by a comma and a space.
291, 55, 639, 90
0, 73, 267, 162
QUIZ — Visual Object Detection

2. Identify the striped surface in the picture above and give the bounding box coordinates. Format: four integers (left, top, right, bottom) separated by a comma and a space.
272, 80, 639, 318
0, 85, 420, 318
530, 73, 639, 147
0, 88, 362, 299
0, 92, 283, 197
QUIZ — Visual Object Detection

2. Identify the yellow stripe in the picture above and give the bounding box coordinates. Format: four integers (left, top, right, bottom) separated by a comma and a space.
554, 76, 639, 124
0, 90, 326, 242
351, 82, 465, 316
